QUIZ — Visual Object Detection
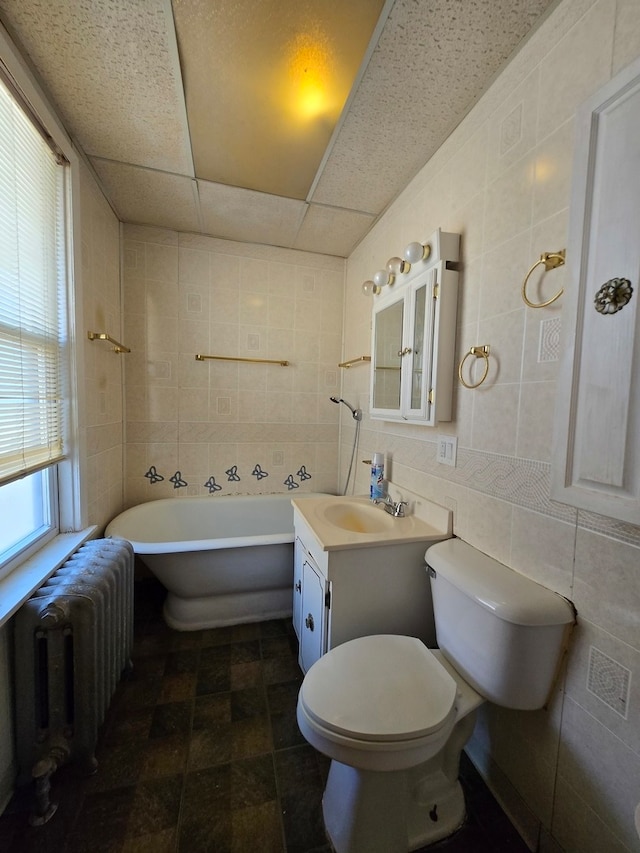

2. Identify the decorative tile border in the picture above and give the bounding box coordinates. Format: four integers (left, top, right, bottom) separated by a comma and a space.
362, 429, 640, 548
142, 462, 313, 494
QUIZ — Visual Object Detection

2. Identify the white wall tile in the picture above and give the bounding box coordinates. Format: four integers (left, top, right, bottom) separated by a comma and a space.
510, 506, 575, 596
556, 696, 640, 851
573, 529, 640, 646
537, 0, 615, 141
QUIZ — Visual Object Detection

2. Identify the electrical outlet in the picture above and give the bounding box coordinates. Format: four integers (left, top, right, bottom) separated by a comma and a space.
437, 435, 457, 467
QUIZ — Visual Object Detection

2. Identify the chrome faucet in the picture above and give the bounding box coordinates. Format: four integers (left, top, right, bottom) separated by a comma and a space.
374, 496, 408, 518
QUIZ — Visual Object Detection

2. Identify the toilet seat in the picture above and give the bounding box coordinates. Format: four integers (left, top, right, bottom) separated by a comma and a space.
299, 634, 457, 744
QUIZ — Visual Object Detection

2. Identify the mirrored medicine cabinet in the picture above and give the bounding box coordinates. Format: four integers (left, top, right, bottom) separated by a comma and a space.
370, 229, 460, 425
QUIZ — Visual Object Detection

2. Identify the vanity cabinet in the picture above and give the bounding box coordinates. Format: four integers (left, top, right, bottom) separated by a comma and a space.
370, 229, 459, 425
293, 512, 440, 675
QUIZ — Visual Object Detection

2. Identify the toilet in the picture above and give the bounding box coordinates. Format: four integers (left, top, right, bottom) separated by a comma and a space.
296, 538, 575, 853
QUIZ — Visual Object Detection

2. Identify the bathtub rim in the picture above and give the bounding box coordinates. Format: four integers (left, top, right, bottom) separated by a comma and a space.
105, 491, 327, 555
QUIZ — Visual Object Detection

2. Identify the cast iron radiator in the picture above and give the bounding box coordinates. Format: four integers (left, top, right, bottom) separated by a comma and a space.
13, 537, 134, 823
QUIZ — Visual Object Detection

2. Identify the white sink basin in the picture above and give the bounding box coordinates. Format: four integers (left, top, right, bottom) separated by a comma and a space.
291, 494, 452, 552
320, 501, 395, 533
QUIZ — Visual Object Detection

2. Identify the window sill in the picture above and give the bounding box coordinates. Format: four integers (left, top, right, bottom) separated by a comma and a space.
0, 527, 97, 627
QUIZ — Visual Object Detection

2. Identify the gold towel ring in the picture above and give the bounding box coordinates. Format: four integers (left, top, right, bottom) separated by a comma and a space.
458, 346, 490, 389
522, 250, 566, 308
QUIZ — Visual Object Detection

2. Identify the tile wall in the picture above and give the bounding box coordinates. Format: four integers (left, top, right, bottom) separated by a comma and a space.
121, 227, 345, 506
79, 160, 125, 531
340, 0, 640, 850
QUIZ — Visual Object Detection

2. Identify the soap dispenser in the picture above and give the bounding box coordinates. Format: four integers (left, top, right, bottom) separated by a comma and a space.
370, 453, 385, 501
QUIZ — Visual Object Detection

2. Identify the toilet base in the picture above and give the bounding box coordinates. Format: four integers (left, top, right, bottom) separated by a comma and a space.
406, 769, 466, 850
322, 760, 466, 853
320, 707, 478, 853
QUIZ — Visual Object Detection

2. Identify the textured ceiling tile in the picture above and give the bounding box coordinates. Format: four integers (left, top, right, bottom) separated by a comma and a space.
0, 0, 558, 255
0, 0, 193, 174
294, 205, 375, 258
91, 160, 200, 233
311, 0, 556, 214
198, 181, 307, 249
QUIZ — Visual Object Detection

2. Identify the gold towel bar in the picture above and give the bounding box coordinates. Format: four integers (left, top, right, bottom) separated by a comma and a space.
195, 354, 289, 366
87, 332, 130, 353
458, 345, 491, 389
338, 355, 372, 368
522, 250, 566, 308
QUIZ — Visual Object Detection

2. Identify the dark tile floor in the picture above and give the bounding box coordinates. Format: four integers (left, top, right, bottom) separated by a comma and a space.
0, 579, 529, 852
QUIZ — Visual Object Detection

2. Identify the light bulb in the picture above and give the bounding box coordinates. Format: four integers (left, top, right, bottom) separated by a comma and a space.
403, 241, 431, 264
373, 269, 390, 288
387, 256, 410, 276
362, 280, 378, 296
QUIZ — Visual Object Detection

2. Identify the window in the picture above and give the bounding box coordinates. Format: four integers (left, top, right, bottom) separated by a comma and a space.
0, 70, 69, 578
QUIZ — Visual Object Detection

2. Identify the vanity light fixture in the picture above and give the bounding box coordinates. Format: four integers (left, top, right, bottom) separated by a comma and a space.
363, 242, 431, 297
403, 241, 431, 264
373, 268, 393, 288
386, 256, 410, 276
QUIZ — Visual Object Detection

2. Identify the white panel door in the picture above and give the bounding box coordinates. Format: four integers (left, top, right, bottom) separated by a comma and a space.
552, 57, 640, 524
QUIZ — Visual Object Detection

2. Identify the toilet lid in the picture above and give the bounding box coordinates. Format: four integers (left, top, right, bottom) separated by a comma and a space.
299, 635, 457, 743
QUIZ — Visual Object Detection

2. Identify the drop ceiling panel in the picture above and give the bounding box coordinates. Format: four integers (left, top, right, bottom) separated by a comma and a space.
0, 0, 193, 174
198, 181, 307, 248
92, 160, 201, 233
294, 205, 376, 257
311, 0, 557, 214
172, 0, 385, 198
0, 0, 559, 257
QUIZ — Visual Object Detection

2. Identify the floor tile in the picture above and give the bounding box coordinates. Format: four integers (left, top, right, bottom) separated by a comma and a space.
0, 579, 530, 853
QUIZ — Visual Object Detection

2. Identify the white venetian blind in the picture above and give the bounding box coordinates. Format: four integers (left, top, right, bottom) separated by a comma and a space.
0, 73, 66, 486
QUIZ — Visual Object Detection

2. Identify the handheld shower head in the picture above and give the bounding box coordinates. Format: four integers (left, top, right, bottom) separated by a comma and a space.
329, 396, 362, 421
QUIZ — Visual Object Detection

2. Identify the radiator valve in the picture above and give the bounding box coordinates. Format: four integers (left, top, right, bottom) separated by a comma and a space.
30, 743, 69, 826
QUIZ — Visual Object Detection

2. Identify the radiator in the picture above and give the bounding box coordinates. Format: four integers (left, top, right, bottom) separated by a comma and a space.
14, 538, 134, 815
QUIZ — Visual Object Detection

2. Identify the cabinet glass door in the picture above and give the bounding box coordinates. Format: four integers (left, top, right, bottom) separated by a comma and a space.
372, 298, 403, 412
404, 268, 437, 420
410, 281, 427, 409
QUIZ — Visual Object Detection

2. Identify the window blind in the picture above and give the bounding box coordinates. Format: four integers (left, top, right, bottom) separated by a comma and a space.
0, 73, 66, 487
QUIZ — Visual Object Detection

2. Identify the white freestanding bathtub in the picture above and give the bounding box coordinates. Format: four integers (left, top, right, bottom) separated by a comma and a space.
106, 492, 323, 631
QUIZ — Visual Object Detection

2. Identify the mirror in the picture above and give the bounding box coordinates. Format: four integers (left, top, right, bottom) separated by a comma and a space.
372, 299, 403, 410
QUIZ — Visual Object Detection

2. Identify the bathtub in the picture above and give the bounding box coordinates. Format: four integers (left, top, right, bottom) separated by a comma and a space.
106, 492, 324, 631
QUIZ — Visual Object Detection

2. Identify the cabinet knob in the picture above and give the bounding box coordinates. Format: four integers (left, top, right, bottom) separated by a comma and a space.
305, 613, 315, 631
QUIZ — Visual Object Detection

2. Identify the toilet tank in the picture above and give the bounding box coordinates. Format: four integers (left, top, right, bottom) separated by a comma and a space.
425, 539, 575, 710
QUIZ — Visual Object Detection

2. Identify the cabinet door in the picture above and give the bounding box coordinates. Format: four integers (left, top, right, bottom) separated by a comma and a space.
371, 296, 403, 414
298, 558, 327, 674
552, 57, 640, 523
292, 538, 304, 641
404, 268, 438, 421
